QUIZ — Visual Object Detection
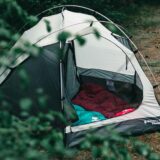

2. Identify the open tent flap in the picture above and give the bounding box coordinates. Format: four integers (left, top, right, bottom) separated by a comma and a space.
43, 42, 79, 123
63, 35, 143, 126
2, 31, 143, 127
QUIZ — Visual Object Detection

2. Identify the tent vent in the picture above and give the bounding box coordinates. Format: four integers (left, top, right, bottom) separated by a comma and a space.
112, 33, 132, 51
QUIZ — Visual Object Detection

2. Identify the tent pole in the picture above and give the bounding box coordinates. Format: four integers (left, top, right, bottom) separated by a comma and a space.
60, 59, 64, 111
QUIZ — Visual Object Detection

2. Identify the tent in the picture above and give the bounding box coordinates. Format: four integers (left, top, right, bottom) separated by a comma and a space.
1, 5, 160, 147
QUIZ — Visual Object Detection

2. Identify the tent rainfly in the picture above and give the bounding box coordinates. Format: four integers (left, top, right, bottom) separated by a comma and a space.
1, 6, 160, 147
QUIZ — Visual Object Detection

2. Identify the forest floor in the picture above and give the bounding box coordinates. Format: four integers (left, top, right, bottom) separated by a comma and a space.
129, 5, 160, 160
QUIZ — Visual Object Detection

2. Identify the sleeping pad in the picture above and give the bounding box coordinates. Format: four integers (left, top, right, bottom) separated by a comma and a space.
72, 83, 135, 118
72, 104, 106, 126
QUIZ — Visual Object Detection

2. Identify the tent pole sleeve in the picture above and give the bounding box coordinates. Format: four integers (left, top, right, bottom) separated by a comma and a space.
125, 55, 128, 70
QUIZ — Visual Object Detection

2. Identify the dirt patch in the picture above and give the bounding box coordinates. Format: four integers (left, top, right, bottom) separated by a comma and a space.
133, 26, 160, 101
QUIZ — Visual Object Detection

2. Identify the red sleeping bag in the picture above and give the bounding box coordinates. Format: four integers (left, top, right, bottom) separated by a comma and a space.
72, 83, 135, 118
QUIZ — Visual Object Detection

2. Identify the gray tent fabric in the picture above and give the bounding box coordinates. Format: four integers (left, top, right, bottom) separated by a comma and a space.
43, 42, 61, 60
78, 67, 134, 83
78, 67, 140, 87
66, 116, 160, 147
64, 44, 80, 99
0, 48, 61, 119
0, 43, 78, 128
77, 67, 143, 90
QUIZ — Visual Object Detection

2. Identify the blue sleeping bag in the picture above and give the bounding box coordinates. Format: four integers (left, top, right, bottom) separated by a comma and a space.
72, 104, 106, 126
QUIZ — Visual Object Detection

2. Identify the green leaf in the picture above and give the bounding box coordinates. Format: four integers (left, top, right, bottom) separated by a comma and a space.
44, 19, 52, 32
18, 69, 30, 87
20, 98, 32, 110
92, 146, 101, 158
149, 153, 160, 160
57, 31, 72, 43
27, 15, 38, 27
75, 35, 86, 46
38, 95, 48, 108
93, 28, 101, 39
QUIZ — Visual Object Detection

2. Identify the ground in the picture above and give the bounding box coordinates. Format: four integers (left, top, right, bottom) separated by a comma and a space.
130, 5, 160, 159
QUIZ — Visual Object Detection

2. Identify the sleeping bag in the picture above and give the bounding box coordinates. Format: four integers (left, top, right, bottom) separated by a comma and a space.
72, 83, 134, 118
72, 104, 106, 126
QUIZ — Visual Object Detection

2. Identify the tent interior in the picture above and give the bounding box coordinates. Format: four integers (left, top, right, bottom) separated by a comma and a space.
43, 33, 143, 126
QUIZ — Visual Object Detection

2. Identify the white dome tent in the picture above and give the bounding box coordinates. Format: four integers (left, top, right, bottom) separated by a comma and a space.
1, 5, 160, 147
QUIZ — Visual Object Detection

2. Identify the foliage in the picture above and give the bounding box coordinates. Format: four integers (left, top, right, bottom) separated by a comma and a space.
0, 0, 160, 160
0, 110, 74, 160
81, 128, 160, 160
